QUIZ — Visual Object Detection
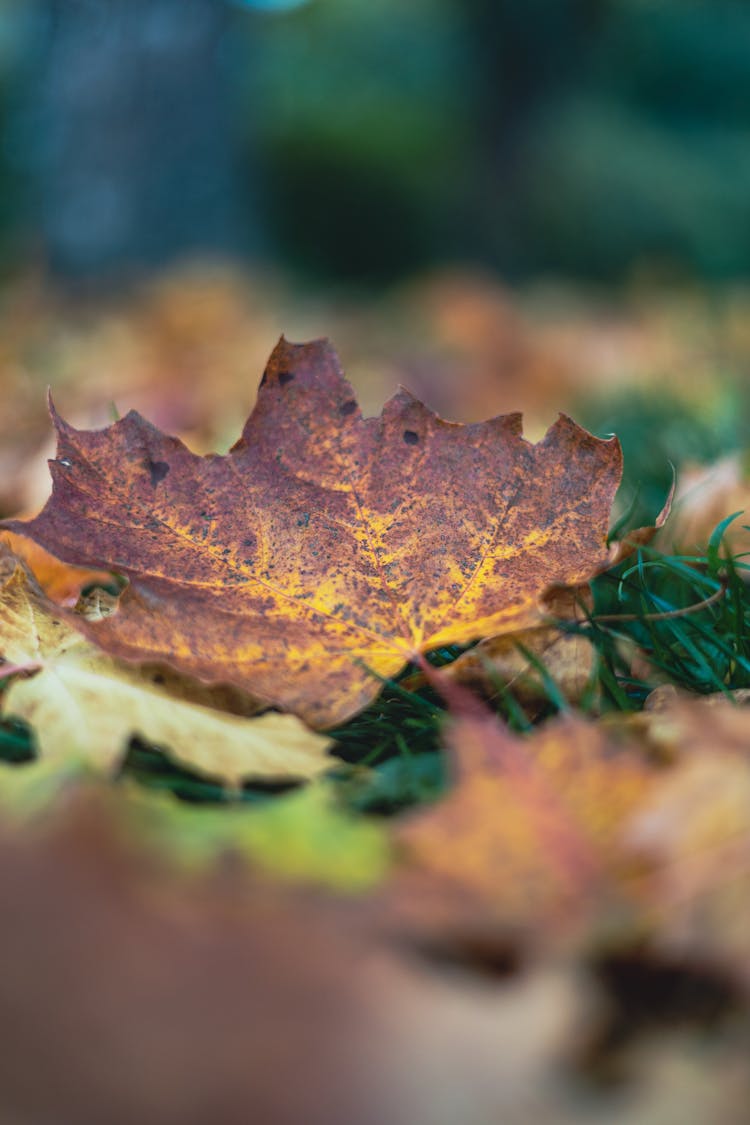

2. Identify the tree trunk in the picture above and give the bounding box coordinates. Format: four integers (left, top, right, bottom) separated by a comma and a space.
20, 0, 249, 281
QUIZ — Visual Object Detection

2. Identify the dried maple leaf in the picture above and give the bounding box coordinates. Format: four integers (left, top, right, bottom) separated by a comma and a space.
0, 566, 332, 786
6, 338, 622, 727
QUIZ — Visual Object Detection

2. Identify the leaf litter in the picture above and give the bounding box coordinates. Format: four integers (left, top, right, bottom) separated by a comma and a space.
1, 334, 750, 1122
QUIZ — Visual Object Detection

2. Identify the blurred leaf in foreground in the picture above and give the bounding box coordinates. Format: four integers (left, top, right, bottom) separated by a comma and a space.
127, 781, 391, 892
396, 711, 651, 942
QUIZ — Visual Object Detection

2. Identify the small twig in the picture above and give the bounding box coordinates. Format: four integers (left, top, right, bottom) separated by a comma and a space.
587, 575, 728, 625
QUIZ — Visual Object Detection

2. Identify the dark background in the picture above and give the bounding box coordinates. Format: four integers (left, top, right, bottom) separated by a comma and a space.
0, 0, 748, 287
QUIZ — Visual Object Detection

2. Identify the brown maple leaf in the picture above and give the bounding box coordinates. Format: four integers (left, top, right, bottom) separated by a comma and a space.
5, 338, 622, 727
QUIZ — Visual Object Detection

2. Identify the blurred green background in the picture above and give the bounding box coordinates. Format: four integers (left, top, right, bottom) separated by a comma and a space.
0, 0, 748, 286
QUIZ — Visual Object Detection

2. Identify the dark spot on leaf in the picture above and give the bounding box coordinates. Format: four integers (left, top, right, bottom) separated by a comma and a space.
242, 535, 256, 550
148, 460, 170, 487
339, 399, 357, 416
297, 512, 311, 528
403, 430, 419, 445
152, 673, 165, 685
278, 371, 294, 386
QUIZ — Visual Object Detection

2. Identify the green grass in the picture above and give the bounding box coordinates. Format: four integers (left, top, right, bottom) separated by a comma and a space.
591, 541, 749, 706
577, 385, 746, 532
0, 716, 35, 764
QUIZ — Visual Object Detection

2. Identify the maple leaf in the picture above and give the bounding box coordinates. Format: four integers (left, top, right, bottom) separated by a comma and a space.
396, 711, 652, 936
6, 338, 622, 727
0, 566, 332, 786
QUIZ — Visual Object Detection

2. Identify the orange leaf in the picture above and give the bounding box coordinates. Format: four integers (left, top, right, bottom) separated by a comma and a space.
397, 713, 652, 936
0, 529, 111, 606
5, 338, 622, 727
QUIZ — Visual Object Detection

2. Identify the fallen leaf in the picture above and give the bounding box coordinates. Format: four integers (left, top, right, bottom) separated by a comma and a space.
126, 781, 391, 891
623, 747, 750, 986
6, 337, 622, 727
0, 786, 616, 1125
396, 712, 652, 939
635, 687, 750, 761
0, 566, 332, 786
657, 454, 749, 554
1, 746, 748, 1125
444, 585, 596, 708
0, 529, 111, 606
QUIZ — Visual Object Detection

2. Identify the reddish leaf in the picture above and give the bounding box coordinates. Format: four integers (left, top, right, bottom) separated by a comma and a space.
396, 712, 652, 938
6, 338, 621, 727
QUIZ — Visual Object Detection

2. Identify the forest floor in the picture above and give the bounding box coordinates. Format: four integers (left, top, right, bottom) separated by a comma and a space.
1, 263, 750, 1125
